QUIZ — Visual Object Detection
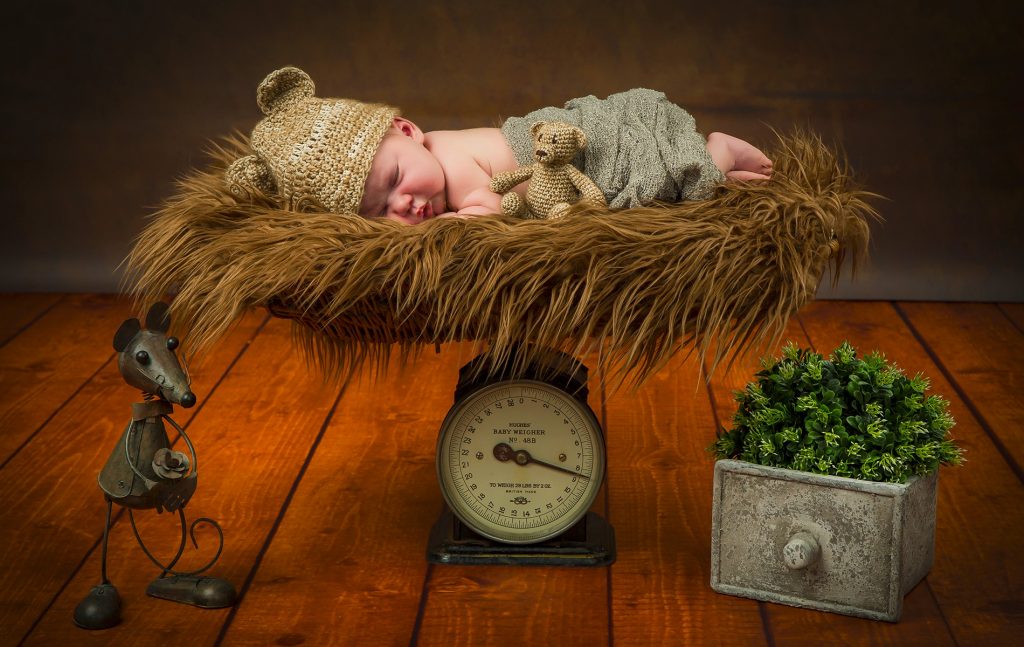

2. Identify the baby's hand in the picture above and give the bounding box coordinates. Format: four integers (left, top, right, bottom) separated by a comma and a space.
435, 205, 502, 220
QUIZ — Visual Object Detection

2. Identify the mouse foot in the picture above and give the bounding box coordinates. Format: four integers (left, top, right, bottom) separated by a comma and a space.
73, 583, 121, 630
146, 574, 236, 608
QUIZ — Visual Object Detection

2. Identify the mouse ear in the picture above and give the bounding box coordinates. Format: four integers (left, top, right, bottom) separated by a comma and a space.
114, 318, 141, 352
146, 302, 171, 333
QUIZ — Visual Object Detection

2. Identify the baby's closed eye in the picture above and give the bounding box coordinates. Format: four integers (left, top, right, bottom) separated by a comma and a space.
378, 167, 399, 216
364, 166, 398, 217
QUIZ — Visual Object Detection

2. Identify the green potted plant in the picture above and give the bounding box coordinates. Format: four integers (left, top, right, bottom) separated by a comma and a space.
708, 341, 963, 622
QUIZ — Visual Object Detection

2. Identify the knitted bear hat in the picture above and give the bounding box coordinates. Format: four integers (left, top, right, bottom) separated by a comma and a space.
224, 67, 398, 213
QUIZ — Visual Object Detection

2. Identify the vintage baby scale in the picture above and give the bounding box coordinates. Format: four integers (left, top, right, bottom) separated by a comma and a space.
123, 130, 877, 570
428, 347, 614, 565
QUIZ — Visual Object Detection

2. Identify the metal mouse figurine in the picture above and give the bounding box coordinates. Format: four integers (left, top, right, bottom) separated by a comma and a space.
74, 302, 235, 630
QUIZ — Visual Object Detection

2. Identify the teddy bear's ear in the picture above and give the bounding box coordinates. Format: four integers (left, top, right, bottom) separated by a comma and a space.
225, 155, 277, 199
530, 121, 548, 137
256, 66, 316, 115
573, 126, 587, 149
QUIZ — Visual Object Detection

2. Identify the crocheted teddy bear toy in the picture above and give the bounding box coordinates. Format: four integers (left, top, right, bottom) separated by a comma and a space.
489, 121, 607, 219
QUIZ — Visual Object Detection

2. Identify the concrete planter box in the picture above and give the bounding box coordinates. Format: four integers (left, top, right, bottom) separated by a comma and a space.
710, 459, 938, 622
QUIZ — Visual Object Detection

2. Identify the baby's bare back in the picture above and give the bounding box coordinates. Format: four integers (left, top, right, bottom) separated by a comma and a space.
424, 127, 527, 215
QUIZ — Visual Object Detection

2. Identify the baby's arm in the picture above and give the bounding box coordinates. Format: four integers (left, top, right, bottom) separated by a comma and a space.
460, 187, 503, 213
436, 187, 504, 218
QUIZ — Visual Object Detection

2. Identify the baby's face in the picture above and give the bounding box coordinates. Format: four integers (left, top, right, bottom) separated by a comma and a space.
360, 119, 446, 224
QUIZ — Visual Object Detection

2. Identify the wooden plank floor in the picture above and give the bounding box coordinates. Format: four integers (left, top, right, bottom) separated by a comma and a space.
1, 294, 1021, 646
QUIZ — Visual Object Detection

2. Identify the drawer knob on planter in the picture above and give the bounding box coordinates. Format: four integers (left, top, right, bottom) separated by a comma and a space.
783, 531, 820, 570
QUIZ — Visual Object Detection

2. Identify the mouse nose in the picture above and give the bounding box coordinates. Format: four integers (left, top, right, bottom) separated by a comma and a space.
179, 391, 197, 408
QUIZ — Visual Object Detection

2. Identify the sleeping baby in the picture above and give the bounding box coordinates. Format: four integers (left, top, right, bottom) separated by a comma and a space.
226, 67, 772, 225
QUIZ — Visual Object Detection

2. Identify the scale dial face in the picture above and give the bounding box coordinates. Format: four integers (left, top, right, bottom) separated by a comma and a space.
436, 379, 605, 544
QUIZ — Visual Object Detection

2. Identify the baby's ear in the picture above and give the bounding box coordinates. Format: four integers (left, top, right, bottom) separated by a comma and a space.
530, 121, 548, 137
392, 117, 424, 143
573, 126, 587, 149
225, 155, 277, 199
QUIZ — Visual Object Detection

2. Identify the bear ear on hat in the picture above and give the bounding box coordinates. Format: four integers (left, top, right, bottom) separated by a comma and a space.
225, 155, 277, 199
256, 66, 316, 115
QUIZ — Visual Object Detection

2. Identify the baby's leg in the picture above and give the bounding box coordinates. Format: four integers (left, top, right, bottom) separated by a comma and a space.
706, 132, 772, 180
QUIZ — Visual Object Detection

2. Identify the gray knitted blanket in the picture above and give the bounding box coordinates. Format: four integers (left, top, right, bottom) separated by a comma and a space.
501, 88, 725, 208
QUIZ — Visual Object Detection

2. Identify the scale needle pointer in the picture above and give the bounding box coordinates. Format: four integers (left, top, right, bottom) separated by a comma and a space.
493, 443, 589, 479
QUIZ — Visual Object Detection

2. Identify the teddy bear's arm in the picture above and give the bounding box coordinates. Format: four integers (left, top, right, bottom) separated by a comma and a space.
488, 167, 535, 195
565, 165, 608, 206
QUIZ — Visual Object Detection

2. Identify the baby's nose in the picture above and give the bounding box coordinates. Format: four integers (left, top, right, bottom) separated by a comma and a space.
392, 194, 413, 216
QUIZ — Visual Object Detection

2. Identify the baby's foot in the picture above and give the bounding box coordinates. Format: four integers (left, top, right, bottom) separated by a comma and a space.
706, 132, 772, 180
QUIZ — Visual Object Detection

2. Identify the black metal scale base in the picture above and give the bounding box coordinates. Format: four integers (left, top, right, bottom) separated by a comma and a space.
427, 508, 616, 566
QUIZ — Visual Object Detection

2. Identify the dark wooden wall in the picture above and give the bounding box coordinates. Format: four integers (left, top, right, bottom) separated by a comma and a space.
1, 0, 1021, 299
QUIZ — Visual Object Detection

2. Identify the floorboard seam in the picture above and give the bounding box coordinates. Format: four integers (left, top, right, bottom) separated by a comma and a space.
924, 580, 959, 646
891, 302, 1024, 485
409, 559, 434, 646
214, 375, 348, 646
0, 351, 115, 472
796, 312, 815, 353
601, 365, 613, 647
17, 313, 269, 643
0, 293, 65, 349
995, 303, 1024, 336
757, 603, 777, 647
17, 528, 110, 646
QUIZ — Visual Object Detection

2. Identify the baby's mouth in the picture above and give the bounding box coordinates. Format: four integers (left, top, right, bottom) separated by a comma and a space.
417, 202, 434, 220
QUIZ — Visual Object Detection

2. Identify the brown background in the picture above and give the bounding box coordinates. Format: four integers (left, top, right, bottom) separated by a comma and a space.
1, 0, 1021, 300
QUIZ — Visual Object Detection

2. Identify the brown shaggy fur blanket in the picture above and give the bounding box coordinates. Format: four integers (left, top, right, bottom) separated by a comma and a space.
123, 131, 878, 390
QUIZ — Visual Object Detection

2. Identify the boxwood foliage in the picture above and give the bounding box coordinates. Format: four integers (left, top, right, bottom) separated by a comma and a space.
711, 341, 963, 483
